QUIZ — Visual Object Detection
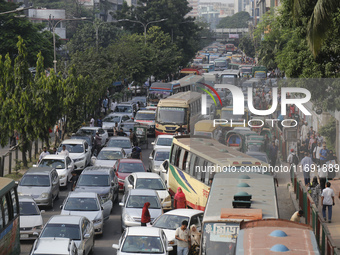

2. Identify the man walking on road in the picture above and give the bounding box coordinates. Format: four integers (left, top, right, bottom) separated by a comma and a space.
301, 122, 309, 143
175, 220, 190, 255
269, 141, 278, 167
58, 145, 69, 157
321, 182, 335, 223
39, 147, 50, 163
319, 144, 329, 166
313, 142, 323, 165
287, 149, 299, 169
301, 152, 313, 186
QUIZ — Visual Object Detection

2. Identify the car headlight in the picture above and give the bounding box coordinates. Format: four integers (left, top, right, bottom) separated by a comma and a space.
123, 213, 134, 222
93, 218, 102, 224
59, 174, 66, 179
33, 225, 43, 230
74, 157, 85, 162
41, 193, 49, 198
164, 195, 171, 202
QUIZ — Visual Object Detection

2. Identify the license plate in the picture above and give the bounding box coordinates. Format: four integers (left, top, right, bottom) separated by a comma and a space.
21, 234, 29, 238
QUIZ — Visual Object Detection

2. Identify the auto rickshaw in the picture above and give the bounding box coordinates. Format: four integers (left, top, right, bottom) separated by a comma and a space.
194, 120, 220, 140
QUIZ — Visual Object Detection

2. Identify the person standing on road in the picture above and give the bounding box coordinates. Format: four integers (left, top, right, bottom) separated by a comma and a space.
189, 225, 201, 255
287, 149, 299, 170
321, 182, 335, 223
299, 141, 308, 160
319, 144, 329, 167
70, 171, 79, 191
39, 147, 50, 163
111, 100, 117, 113
90, 117, 95, 127
175, 221, 190, 255
102, 97, 108, 115
141, 202, 151, 226
308, 176, 321, 207
269, 141, 278, 167
313, 142, 323, 165
97, 116, 102, 127
94, 132, 102, 155
58, 145, 69, 157
316, 133, 324, 144
129, 129, 137, 145
117, 128, 127, 136
290, 210, 304, 223
301, 122, 309, 143
174, 187, 187, 209
301, 152, 313, 186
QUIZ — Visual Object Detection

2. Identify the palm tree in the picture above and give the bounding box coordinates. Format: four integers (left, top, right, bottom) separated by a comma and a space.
292, 0, 340, 56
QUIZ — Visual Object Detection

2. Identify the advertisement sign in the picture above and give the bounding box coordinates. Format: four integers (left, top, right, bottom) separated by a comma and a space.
229, 34, 239, 39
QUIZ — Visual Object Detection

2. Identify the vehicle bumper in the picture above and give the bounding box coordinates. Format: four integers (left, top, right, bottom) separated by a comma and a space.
34, 197, 51, 206
93, 221, 103, 235
122, 220, 141, 229
20, 229, 41, 240
59, 176, 68, 187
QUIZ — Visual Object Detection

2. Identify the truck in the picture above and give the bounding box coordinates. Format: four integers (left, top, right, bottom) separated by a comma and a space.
251, 66, 268, 78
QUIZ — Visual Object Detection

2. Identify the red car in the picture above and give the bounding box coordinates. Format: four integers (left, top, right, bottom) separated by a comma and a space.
114, 159, 147, 191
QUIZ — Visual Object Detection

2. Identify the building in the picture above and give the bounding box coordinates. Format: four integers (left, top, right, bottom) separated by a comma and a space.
198, 4, 220, 29
126, 0, 137, 6
28, 9, 66, 39
187, 0, 199, 18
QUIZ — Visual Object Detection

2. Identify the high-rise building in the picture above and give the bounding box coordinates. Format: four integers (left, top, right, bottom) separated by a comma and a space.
187, 0, 199, 18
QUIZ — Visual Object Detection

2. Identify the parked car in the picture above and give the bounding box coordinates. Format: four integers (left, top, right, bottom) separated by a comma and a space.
38, 215, 94, 255
114, 159, 147, 191
124, 172, 171, 210
152, 209, 203, 251
57, 139, 91, 171
19, 195, 44, 240
119, 189, 163, 231
74, 166, 119, 204
102, 114, 130, 136
76, 127, 108, 147
17, 167, 60, 208
37, 154, 74, 188
30, 238, 78, 255
91, 147, 126, 167
106, 137, 133, 155
112, 227, 173, 254
112, 102, 136, 119
151, 135, 173, 150
134, 110, 156, 136
60, 192, 109, 235
149, 148, 170, 174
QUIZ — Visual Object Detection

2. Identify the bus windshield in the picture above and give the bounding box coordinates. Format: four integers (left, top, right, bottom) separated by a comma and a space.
201, 222, 239, 255
215, 61, 227, 67
157, 107, 187, 125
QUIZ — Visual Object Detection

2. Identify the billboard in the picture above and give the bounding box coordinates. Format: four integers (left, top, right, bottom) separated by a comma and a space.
229, 34, 239, 39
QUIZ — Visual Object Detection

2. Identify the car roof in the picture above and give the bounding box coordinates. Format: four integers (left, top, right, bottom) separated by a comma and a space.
108, 137, 130, 141
136, 110, 155, 114
80, 127, 100, 130
131, 172, 161, 179
119, 158, 143, 163
26, 167, 54, 175
48, 215, 83, 224
154, 148, 171, 152
81, 166, 113, 174
34, 238, 74, 254
157, 135, 174, 139
164, 209, 203, 217
41, 154, 67, 160
68, 192, 98, 198
117, 102, 133, 106
129, 189, 158, 196
18, 195, 36, 202
127, 226, 161, 237
61, 139, 84, 144
100, 147, 122, 152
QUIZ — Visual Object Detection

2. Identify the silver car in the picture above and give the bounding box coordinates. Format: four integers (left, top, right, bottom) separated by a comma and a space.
106, 137, 133, 155
91, 147, 126, 167
17, 167, 60, 208
149, 148, 170, 174
102, 114, 130, 136
30, 237, 78, 255
37, 215, 94, 255
119, 189, 163, 231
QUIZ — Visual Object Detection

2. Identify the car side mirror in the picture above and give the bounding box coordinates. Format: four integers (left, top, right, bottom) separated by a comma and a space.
151, 142, 155, 145
162, 169, 167, 173
128, 184, 133, 189
112, 244, 119, 250
119, 202, 124, 207
40, 210, 45, 214
84, 233, 90, 239
149, 156, 153, 160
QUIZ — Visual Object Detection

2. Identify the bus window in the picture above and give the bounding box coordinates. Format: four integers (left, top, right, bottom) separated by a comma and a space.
174, 147, 182, 167
189, 154, 198, 176
208, 162, 214, 186
203, 161, 210, 185
195, 158, 204, 181
2, 196, 9, 226
178, 149, 186, 170
170, 145, 178, 165
10, 189, 18, 218
182, 151, 189, 171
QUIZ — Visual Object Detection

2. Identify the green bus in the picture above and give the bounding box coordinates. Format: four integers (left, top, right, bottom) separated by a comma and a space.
0, 178, 20, 255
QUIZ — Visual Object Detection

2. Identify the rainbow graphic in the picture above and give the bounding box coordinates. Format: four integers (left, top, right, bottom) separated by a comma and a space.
198, 82, 222, 115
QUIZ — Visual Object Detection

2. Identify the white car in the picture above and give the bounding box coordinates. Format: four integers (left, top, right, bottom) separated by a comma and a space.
38, 215, 95, 255
19, 195, 44, 240
102, 114, 130, 136
124, 172, 172, 210
77, 126, 109, 147
91, 147, 126, 167
152, 209, 203, 251
38, 154, 74, 187
159, 160, 170, 188
149, 148, 170, 174
112, 227, 173, 254
30, 237, 78, 255
58, 139, 91, 171
60, 192, 110, 235
151, 135, 173, 150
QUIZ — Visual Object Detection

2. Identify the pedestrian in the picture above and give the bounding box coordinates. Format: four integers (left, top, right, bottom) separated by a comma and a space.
175, 220, 190, 255
299, 141, 307, 160
321, 182, 335, 223
273, 136, 279, 147
308, 176, 321, 207
52, 147, 57, 154
316, 133, 324, 144
301, 152, 313, 186
290, 210, 304, 223
189, 225, 201, 255
133, 142, 142, 160
70, 170, 79, 191
174, 187, 187, 209
39, 147, 50, 163
318, 162, 327, 191
287, 149, 299, 169
58, 145, 69, 157
97, 116, 102, 127
301, 122, 308, 142
113, 122, 118, 136
90, 117, 95, 127
308, 134, 317, 157
93, 131, 102, 155
288, 104, 295, 118
131, 147, 141, 159
141, 202, 151, 226
117, 128, 127, 136
129, 129, 137, 145
111, 100, 117, 112
269, 141, 278, 167
102, 97, 108, 114
319, 144, 329, 166
313, 142, 323, 165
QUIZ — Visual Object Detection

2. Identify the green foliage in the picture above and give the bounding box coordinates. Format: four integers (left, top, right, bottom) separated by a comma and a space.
238, 35, 255, 58
217, 12, 250, 28
320, 117, 336, 151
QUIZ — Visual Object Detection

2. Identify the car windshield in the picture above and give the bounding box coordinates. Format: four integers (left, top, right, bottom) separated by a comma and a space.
20, 175, 50, 187
135, 112, 155, 121
126, 195, 161, 209
122, 236, 164, 253
58, 144, 84, 153
154, 151, 170, 161
77, 129, 95, 136
153, 215, 189, 230
41, 224, 81, 240
64, 197, 99, 211
71, 136, 91, 145
135, 178, 166, 190
121, 124, 135, 132
103, 115, 121, 123
115, 105, 132, 113
118, 162, 145, 173
77, 175, 110, 186
107, 139, 131, 149
39, 159, 65, 169
97, 150, 123, 160
156, 138, 173, 147
157, 107, 187, 125
19, 202, 39, 215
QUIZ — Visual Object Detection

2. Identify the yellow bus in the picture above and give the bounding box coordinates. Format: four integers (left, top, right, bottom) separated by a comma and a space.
168, 135, 268, 210
155, 91, 202, 137
194, 120, 219, 139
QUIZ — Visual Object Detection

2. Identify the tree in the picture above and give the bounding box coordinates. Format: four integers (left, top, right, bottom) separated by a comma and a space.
217, 12, 250, 28
0, 0, 55, 67
238, 35, 255, 58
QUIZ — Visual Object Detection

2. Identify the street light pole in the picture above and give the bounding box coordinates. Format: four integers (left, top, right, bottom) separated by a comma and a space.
0, 6, 33, 15
52, 17, 88, 72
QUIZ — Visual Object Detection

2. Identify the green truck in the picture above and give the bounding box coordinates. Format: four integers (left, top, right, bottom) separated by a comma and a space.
252, 66, 268, 78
